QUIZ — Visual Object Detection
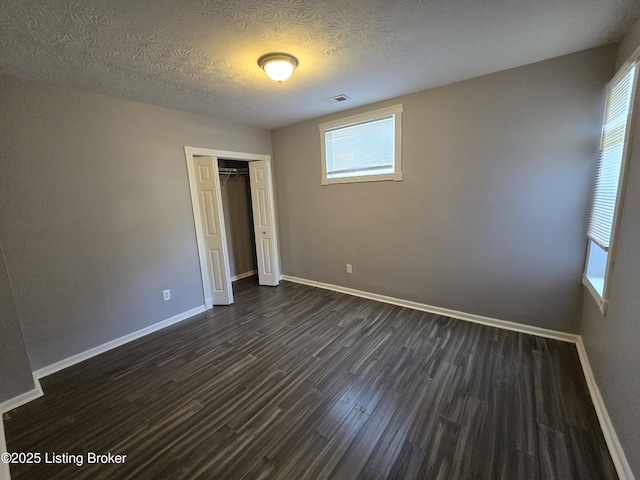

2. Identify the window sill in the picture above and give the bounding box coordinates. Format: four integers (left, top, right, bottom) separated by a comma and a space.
582, 274, 608, 315
322, 172, 403, 185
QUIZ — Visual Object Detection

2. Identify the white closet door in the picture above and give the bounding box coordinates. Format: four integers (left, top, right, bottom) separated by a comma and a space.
193, 156, 234, 305
249, 160, 280, 286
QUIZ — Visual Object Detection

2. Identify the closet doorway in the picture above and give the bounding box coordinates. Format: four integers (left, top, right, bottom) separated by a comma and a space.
184, 146, 281, 307
218, 159, 256, 283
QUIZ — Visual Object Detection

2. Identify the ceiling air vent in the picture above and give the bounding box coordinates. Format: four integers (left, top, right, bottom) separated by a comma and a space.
330, 94, 350, 102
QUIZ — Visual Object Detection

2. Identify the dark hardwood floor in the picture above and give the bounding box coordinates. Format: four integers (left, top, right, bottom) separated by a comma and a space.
3, 278, 617, 479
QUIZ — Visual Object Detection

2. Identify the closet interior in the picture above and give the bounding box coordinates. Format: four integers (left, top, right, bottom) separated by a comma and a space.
218, 159, 258, 282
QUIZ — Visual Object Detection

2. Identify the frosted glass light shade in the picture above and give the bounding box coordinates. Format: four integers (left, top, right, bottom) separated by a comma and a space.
258, 53, 298, 83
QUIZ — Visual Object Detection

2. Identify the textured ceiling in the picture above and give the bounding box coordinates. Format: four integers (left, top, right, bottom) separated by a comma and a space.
1, 0, 640, 129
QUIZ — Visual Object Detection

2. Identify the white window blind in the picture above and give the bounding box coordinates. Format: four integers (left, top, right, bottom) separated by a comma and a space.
587, 63, 637, 250
325, 116, 394, 179
319, 104, 402, 185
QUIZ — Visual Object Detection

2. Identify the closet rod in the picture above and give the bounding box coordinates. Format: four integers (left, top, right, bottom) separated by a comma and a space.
218, 167, 249, 175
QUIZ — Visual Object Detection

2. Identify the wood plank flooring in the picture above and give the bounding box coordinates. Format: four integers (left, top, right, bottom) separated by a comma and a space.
3, 278, 617, 479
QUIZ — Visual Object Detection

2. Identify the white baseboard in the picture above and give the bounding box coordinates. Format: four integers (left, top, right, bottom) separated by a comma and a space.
282, 274, 634, 479
232, 270, 257, 282
575, 337, 635, 480
0, 376, 43, 415
0, 305, 206, 480
0, 377, 43, 480
2, 280, 632, 480
281, 275, 578, 343
34, 305, 206, 379
0, 306, 205, 411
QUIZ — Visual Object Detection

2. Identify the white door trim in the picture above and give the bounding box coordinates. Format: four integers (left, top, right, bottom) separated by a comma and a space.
184, 146, 281, 307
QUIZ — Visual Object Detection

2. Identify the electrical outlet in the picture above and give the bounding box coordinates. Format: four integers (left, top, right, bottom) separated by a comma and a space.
162, 289, 171, 301
346, 264, 352, 274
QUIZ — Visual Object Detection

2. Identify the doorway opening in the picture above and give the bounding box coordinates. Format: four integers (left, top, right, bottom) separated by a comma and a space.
218, 159, 257, 283
184, 146, 281, 308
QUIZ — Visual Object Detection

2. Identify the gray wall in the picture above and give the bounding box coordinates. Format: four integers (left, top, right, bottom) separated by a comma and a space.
272, 45, 616, 333
0, 74, 271, 373
0, 244, 34, 404
579, 19, 640, 477
617, 13, 640, 70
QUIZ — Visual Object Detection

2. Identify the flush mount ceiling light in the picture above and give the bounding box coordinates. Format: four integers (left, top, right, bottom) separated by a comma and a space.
258, 53, 298, 84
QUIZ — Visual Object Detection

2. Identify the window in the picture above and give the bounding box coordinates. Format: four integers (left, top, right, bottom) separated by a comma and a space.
320, 104, 403, 185
583, 60, 638, 314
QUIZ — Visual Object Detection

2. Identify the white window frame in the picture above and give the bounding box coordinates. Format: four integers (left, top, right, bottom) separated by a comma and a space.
583, 56, 639, 315
319, 104, 403, 185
